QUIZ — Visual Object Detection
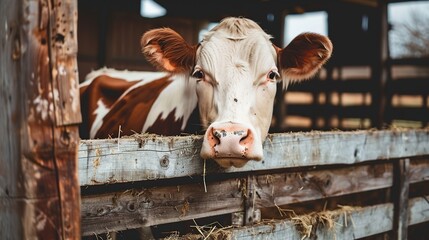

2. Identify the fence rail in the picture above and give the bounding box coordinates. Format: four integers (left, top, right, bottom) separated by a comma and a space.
79, 129, 429, 186
79, 129, 429, 238
224, 195, 429, 240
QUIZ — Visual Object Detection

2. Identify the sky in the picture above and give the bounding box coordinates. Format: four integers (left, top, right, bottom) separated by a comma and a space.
388, 1, 429, 57
140, 0, 166, 18
284, 11, 328, 45
388, 0, 429, 21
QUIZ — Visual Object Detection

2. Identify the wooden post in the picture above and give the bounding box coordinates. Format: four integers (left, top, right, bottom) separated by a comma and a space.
324, 65, 334, 130
0, 0, 81, 239
392, 158, 410, 240
245, 175, 261, 225
371, 0, 390, 129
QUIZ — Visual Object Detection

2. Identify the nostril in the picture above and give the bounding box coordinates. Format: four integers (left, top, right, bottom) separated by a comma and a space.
213, 130, 221, 139
238, 129, 250, 144
209, 128, 221, 146
239, 134, 247, 143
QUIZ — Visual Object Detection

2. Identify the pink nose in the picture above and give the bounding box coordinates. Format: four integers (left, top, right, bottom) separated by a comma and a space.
200, 122, 259, 168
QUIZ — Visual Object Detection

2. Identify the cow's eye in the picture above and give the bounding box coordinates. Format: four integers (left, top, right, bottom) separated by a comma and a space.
192, 69, 205, 79
267, 70, 280, 81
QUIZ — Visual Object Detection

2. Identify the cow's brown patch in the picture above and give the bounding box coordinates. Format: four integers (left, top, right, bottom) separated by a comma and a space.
79, 75, 139, 139
94, 76, 173, 138
145, 109, 183, 136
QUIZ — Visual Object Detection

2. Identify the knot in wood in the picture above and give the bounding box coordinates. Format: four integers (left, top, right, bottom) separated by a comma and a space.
160, 155, 169, 168
96, 206, 110, 216
127, 201, 138, 212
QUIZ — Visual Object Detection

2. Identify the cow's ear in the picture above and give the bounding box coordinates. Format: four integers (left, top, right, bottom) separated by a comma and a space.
141, 28, 196, 73
277, 33, 332, 83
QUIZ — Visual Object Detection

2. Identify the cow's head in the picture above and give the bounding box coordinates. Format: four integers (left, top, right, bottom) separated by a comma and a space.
141, 17, 332, 168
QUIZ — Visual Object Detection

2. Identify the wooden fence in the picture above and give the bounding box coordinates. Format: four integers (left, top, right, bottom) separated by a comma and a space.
279, 58, 429, 132
79, 129, 429, 239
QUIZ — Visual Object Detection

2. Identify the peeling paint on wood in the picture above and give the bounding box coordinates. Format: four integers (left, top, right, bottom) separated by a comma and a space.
0, 0, 80, 239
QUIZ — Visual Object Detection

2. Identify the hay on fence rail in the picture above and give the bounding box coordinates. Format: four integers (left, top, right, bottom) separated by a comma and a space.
274, 203, 361, 239
164, 220, 233, 240
163, 205, 361, 239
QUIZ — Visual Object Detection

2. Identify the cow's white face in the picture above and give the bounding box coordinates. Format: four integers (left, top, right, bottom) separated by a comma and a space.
194, 24, 278, 167
141, 17, 332, 168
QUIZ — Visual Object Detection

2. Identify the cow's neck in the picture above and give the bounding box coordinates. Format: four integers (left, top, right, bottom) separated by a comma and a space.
141, 73, 200, 136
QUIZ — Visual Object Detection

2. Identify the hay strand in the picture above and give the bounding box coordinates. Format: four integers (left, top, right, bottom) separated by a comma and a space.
117, 125, 122, 152
203, 159, 207, 193
187, 220, 232, 240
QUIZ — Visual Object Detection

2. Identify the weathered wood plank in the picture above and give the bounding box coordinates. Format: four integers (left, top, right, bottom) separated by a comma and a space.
0, 1, 27, 239
409, 158, 429, 183
49, 0, 82, 237
50, 0, 82, 126
78, 130, 429, 186
409, 196, 429, 225
80, 177, 245, 236
170, 204, 394, 240
224, 195, 429, 240
250, 163, 394, 211
245, 160, 428, 221
0, 0, 81, 239
80, 160, 429, 236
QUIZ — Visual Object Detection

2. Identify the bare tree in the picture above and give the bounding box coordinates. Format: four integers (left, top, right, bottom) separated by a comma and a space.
390, 7, 429, 58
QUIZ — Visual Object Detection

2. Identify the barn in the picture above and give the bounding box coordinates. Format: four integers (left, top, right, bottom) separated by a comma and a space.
1, 0, 428, 239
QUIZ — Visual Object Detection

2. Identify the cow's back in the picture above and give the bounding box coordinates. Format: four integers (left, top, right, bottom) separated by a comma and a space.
79, 68, 200, 139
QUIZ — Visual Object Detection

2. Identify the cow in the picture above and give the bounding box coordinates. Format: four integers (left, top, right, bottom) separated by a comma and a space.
80, 17, 332, 168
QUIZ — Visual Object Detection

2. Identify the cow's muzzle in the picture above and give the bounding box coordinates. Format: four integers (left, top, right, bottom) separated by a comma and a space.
200, 122, 263, 168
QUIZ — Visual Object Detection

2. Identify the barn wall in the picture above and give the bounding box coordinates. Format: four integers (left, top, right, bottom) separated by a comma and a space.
77, 0, 203, 82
